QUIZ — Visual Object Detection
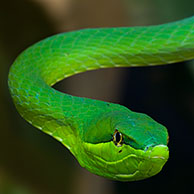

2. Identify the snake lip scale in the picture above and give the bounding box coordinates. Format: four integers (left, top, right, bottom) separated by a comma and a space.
8, 15, 194, 181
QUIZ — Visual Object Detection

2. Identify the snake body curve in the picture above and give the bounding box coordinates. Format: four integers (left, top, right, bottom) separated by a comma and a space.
8, 16, 194, 181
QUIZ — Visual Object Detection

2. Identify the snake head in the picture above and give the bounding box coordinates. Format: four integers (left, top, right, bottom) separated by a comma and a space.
72, 105, 169, 181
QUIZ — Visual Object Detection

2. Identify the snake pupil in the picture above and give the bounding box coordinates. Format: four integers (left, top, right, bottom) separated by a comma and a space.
113, 130, 123, 146
116, 132, 121, 142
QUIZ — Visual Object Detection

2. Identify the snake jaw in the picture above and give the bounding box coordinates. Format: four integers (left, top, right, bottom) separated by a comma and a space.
138, 144, 169, 179
78, 142, 169, 181
113, 144, 169, 181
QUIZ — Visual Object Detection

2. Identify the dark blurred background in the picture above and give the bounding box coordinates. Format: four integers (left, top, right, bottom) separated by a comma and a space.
1, 0, 194, 193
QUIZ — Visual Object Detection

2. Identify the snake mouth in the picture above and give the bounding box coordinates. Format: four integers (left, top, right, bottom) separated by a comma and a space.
114, 145, 169, 181
81, 142, 169, 181
93, 144, 168, 163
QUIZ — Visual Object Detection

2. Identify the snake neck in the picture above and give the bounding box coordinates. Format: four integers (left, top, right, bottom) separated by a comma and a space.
8, 62, 126, 152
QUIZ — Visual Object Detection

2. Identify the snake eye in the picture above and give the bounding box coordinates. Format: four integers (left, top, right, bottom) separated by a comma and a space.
113, 129, 123, 147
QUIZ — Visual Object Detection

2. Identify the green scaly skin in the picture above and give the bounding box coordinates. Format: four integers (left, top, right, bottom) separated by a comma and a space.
8, 16, 194, 181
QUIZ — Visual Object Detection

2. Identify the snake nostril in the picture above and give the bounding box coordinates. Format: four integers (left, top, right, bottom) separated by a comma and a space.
144, 144, 154, 151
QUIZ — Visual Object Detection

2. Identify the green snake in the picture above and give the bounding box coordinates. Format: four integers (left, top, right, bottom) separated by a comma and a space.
8, 15, 194, 182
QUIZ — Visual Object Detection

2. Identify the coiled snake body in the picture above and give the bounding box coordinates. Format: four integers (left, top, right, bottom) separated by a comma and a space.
8, 16, 194, 181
